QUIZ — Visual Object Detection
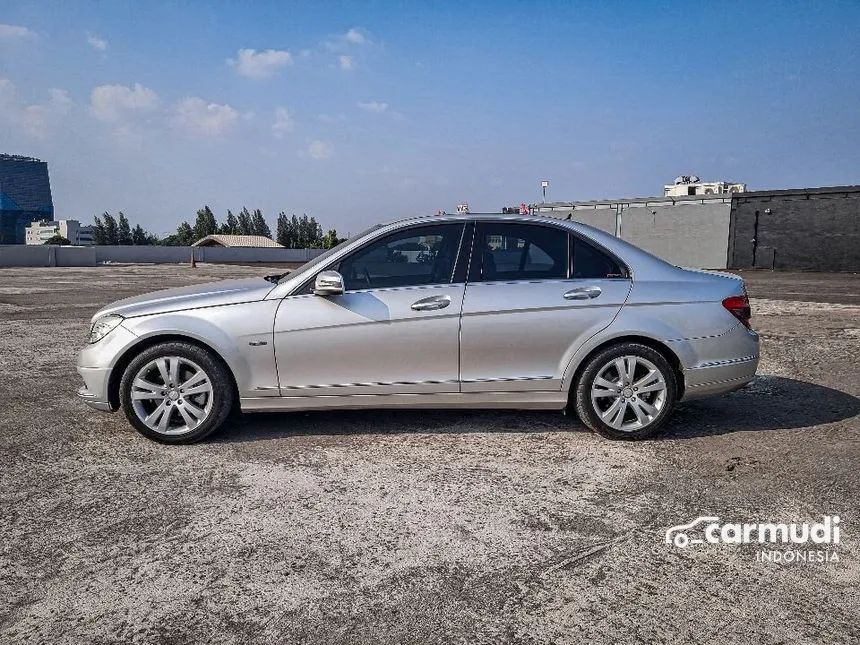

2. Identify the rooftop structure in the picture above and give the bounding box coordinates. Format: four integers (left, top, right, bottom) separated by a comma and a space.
664, 175, 746, 197
192, 234, 284, 248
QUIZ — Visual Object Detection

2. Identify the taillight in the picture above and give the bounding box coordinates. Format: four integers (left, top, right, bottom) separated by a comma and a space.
722, 292, 752, 328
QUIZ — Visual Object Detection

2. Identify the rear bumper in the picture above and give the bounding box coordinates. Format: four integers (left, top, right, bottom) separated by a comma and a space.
681, 355, 759, 400
679, 324, 760, 401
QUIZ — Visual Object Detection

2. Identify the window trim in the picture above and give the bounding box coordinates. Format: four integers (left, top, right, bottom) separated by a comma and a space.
468, 221, 571, 284
294, 221, 469, 294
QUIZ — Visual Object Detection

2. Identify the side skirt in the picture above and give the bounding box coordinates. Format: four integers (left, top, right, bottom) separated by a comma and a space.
239, 390, 567, 413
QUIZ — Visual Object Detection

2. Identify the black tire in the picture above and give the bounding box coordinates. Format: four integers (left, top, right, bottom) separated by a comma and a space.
119, 341, 236, 444
572, 342, 678, 440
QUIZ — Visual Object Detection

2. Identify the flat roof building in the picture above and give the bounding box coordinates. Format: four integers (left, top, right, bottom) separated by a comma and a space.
25, 219, 94, 246
0, 154, 54, 244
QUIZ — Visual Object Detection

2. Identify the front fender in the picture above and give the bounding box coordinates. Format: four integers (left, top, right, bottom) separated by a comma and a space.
121, 301, 280, 398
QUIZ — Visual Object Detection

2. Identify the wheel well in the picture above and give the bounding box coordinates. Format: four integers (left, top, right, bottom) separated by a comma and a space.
569, 335, 685, 400
107, 334, 240, 410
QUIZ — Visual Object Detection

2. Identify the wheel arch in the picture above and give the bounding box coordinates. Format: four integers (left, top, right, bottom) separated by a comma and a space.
107, 333, 239, 411
565, 335, 686, 401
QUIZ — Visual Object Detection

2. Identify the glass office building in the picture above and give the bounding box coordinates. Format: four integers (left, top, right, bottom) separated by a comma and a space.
0, 154, 54, 244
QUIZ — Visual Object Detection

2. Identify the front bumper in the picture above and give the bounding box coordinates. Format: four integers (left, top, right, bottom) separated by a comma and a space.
76, 324, 138, 412
77, 380, 114, 411
77, 366, 115, 411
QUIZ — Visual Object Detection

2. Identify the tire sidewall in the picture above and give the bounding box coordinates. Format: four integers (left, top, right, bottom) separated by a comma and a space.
574, 343, 678, 440
119, 341, 235, 444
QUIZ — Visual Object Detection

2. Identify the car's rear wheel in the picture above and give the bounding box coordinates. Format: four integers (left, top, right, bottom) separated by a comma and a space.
573, 342, 677, 440
119, 341, 235, 444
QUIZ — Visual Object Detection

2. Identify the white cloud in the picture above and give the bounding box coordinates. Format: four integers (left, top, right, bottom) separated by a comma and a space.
173, 97, 239, 138
228, 48, 292, 79
0, 81, 71, 138
317, 113, 345, 124
20, 88, 71, 138
90, 83, 159, 122
357, 100, 388, 114
306, 139, 334, 161
344, 28, 366, 45
0, 24, 36, 40
324, 27, 370, 50
272, 107, 295, 139
338, 55, 355, 71
87, 33, 108, 51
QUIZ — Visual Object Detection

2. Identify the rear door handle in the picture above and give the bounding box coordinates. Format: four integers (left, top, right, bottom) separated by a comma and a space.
563, 286, 602, 300
411, 295, 452, 311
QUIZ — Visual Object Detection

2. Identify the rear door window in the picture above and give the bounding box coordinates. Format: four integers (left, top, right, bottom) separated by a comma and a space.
471, 223, 568, 282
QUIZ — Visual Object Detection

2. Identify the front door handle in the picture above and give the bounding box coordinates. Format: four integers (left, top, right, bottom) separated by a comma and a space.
411, 295, 452, 311
563, 286, 602, 300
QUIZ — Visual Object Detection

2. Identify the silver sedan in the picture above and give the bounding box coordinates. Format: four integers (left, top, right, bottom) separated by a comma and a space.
77, 214, 759, 443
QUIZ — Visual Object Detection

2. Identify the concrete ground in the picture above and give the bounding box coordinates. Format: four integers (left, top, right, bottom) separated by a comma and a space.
0, 265, 858, 644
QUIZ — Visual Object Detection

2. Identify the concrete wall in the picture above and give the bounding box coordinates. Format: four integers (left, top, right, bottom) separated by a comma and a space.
0, 245, 326, 268
729, 187, 860, 271
56, 246, 97, 267
620, 202, 730, 268
537, 198, 732, 268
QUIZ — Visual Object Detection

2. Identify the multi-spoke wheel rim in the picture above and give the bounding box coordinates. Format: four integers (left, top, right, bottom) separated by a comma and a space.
590, 355, 667, 433
130, 356, 214, 436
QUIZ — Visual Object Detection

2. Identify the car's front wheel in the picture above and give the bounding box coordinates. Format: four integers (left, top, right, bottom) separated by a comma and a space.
573, 342, 678, 440
119, 341, 235, 444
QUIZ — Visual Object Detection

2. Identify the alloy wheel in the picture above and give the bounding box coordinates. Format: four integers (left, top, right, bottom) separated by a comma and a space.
590, 355, 668, 432
130, 356, 214, 435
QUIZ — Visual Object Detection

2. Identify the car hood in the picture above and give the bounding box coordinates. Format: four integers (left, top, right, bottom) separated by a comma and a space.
93, 278, 275, 321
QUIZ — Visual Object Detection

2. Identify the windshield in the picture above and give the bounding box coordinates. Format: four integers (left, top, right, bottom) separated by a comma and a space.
277, 223, 385, 283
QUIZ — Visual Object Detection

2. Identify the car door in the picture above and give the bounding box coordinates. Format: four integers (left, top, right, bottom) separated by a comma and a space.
459, 221, 632, 393
273, 222, 468, 397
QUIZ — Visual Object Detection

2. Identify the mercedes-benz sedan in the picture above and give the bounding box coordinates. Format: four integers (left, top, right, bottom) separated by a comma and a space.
77, 214, 759, 443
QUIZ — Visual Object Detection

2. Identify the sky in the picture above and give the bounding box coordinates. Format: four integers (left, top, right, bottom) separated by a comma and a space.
1, 0, 858, 237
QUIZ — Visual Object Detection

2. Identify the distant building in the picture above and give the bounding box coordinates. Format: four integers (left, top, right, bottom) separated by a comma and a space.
0, 154, 54, 244
25, 219, 93, 245
664, 175, 746, 197
192, 234, 284, 248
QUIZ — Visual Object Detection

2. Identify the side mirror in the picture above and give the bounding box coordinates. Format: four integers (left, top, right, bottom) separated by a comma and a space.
313, 270, 345, 296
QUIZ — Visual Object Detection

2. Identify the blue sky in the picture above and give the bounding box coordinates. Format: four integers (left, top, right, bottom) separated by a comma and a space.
1, 0, 858, 236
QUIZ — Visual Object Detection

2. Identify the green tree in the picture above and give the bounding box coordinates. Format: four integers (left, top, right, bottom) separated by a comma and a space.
117, 212, 133, 245
276, 212, 294, 247
236, 207, 253, 235
43, 234, 70, 245
102, 212, 119, 245
291, 214, 323, 248
321, 229, 342, 249
92, 215, 106, 245
131, 224, 158, 245
175, 221, 195, 246
220, 209, 239, 234
194, 206, 218, 241
250, 209, 271, 238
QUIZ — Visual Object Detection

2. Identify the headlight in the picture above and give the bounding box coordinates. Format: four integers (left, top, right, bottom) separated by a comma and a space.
88, 314, 123, 344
